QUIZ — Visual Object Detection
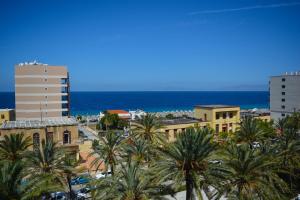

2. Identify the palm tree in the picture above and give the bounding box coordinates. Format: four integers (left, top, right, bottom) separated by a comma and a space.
218, 143, 289, 200
0, 161, 25, 200
236, 116, 266, 147
121, 137, 152, 164
92, 161, 166, 200
26, 139, 67, 197
132, 113, 165, 145
89, 131, 122, 175
153, 128, 218, 200
0, 133, 32, 162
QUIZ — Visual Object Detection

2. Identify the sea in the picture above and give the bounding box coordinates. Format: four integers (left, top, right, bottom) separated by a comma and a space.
0, 91, 269, 116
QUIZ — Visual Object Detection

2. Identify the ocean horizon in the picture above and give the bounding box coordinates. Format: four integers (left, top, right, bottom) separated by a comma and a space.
0, 91, 269, 116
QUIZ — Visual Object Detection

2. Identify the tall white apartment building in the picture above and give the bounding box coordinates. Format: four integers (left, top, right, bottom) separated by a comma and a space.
270, 71, 300, 121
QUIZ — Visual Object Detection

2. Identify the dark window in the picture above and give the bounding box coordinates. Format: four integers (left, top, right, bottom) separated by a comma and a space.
204, 114, 207, 121
182, 128, 186, 132
282, 92, 285, 95
229, 112, 233, 118
282, 98, 285, 102
45, 79, 47, 82
282, 85, 285, 89
1, 114, 4, 119
222, 113, 227, 119
45, 96, 47, 99
216, 113, 220, 120
63, 131, 71, 144
281, 113, 286, 117
46, 132, 53, 142
33, 133, 40, 151
215, 124, 219, 133
281, 105, 285, 109
62, 111, 69, 116
45, 88, 47, 90
229, 123, 233, 127
282, 78, 285, 82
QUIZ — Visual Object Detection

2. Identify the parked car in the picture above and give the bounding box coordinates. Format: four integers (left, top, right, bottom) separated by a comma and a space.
95, 170, 112, 179
50, 192, 67, 200
77, 187, 91, 199
71, 177, 89, 185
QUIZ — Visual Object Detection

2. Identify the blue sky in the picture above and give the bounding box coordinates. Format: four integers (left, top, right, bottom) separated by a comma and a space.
0, 0, 300, 91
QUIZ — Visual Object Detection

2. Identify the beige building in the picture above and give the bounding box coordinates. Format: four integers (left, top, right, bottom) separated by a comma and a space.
0, 109, 15, 125
194, 105, 240, 133
15, 61, 70, 120
0, 118, 79, 159
160, 118, 204, 142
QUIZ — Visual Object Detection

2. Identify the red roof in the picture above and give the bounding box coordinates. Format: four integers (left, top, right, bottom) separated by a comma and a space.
107, 110, 129, 114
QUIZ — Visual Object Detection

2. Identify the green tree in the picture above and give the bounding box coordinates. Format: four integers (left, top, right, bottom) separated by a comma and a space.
165, 113, 175, 119
236, 116, 266, 147
154, 128, 218, 200
89, 131, 122, 175
121, 137, 152, 165
0, 133, 32, 162
218, 143, 289, 200
0, 161, 25, 200
132, 113, 165, 145
26, 139, 67, 197
92, 161, 166, 200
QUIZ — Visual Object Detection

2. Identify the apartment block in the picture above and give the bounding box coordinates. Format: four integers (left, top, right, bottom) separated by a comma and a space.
194, 105, 240, 133
15, 61, 70, 120
270, 72, 300, 120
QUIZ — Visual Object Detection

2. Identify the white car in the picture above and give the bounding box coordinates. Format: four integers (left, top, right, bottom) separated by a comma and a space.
77, 188, 91, 199
95, 170, 112, 179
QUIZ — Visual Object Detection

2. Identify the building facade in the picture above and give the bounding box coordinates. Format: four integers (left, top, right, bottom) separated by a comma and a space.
270, 72, 300, 120
194, 105, 240, 133
0, 118, 79, 159
15, 61, 70, 120
0, 109, 15, 125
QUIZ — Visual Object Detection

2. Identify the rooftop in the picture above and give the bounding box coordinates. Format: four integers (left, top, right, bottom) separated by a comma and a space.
0, 117, 77, 130
0, 109, 14, 112
160, 118, 200, 126
107, 110, 130, 114
17, 60, 48, 66
195, 105, 239, 109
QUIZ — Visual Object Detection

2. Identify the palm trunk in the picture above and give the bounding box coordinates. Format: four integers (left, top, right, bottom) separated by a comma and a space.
185, 170, 193, 200
67, 175, 75, 200
110, 163, 114, 176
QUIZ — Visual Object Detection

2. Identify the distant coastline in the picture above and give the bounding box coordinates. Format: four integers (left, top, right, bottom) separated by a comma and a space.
0, 91, 269, 116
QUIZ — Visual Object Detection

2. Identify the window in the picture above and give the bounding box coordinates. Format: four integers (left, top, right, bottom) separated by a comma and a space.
282, 85, 285, 89
63, 131, 71, 144
229, 123, 233, 127
33, 133, 40, 151
44, 69, 47, 73
216, 113, 220, 120
222, 113, 227, 119
165, 130, 169, 140
174, 129, 178, 138
182, 128, 186, 132
282, 92, 285, 95
229, 112, 233, 118
281, 105, 285, 109
204, 114, 207, 121
45, 79, 47, 82
282, 78, 285, 82
282, 98, 285, 102
45, 96, 47, 99
46, 132, 53, 142
45, 88, 47, 90
215, 124, 219, 134
281, 113, 286, 117
62, 111, 69, 116
1, 114, 4, 119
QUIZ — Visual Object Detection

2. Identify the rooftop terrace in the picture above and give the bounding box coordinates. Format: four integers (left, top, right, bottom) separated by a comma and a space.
0, 118, 77, 130
195, 105, 239, 109
160, 118, 200, 126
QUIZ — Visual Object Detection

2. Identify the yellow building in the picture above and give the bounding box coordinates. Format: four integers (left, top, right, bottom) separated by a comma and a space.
0, 109, 15, 125
0, 118, 80, 160
160, 118, 205, 142
194, 105, 240, 134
